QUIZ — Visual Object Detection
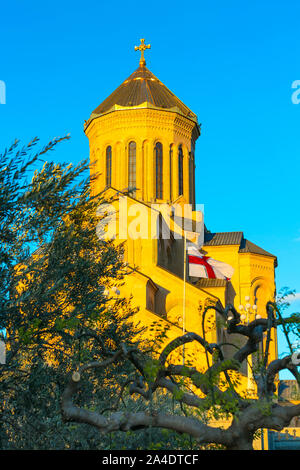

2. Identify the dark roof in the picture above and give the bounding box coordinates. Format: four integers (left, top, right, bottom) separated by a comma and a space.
204, 231, 244, 246
239, 239, 275, 258
204, 231, 277, 266
87, 65, 198, 123
194, 278, 227, 288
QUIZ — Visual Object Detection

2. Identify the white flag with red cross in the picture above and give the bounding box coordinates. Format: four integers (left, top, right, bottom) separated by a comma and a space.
187, 245, 234, 280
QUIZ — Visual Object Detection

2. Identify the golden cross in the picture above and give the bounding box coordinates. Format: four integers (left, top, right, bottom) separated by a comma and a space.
134, 38, 151, 67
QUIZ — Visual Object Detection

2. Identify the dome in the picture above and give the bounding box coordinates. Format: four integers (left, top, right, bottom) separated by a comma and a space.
85, 64, 198, 127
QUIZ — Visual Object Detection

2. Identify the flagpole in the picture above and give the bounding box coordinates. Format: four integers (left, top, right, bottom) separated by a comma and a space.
182, 232, 186, 365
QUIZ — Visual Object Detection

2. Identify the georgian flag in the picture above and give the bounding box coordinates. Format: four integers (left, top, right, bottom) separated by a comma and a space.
187, 245, 234, 280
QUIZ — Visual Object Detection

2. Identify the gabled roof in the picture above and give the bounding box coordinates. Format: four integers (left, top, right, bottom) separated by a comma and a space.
204, 231, 244, 246
239, 239, 275, 258
204, 230, 277, 266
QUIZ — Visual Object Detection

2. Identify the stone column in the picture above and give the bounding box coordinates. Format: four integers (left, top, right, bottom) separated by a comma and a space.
135, 139, 143, 200
149, 140, 155, 202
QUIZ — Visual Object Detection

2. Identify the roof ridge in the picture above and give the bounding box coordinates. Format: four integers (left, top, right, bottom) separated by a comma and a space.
239, 238, 276, 259
204, 231, 244, 246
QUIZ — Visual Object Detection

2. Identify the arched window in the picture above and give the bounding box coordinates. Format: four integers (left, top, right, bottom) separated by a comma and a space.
155, 142, 163, 199
128, 141, 136, 196
189, 154, 194, 205
169, 144, 173, 201
178, 145, 183, 196
254, 284, 265, 315
106, 146, 112, 187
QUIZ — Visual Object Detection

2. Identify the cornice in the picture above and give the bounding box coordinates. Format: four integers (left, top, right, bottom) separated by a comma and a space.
84, 107, 200, 140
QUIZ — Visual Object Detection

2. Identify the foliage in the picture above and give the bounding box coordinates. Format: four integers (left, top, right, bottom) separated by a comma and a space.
276, 287, 300, 349
0, 137, 141, 449
1, 138, 300, 451
61, 298, 300, 450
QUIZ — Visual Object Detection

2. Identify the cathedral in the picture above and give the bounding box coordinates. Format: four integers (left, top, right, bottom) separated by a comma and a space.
84, 39, 278, 392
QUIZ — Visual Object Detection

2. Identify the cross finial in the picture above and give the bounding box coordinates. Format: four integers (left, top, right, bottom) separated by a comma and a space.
134, 38, 151, 67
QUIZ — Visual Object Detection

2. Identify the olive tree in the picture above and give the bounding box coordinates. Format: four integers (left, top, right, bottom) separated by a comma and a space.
61, 298, 300, 450
0, 137, 139, 449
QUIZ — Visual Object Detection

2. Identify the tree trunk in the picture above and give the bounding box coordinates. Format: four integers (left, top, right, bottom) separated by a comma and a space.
227, 439, 254, 450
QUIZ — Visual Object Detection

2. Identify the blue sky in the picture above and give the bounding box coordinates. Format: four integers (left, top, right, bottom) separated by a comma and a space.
0, 0, 299, 376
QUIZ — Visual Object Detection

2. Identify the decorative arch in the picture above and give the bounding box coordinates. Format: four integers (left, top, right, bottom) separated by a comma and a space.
250, 276, 274, 317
